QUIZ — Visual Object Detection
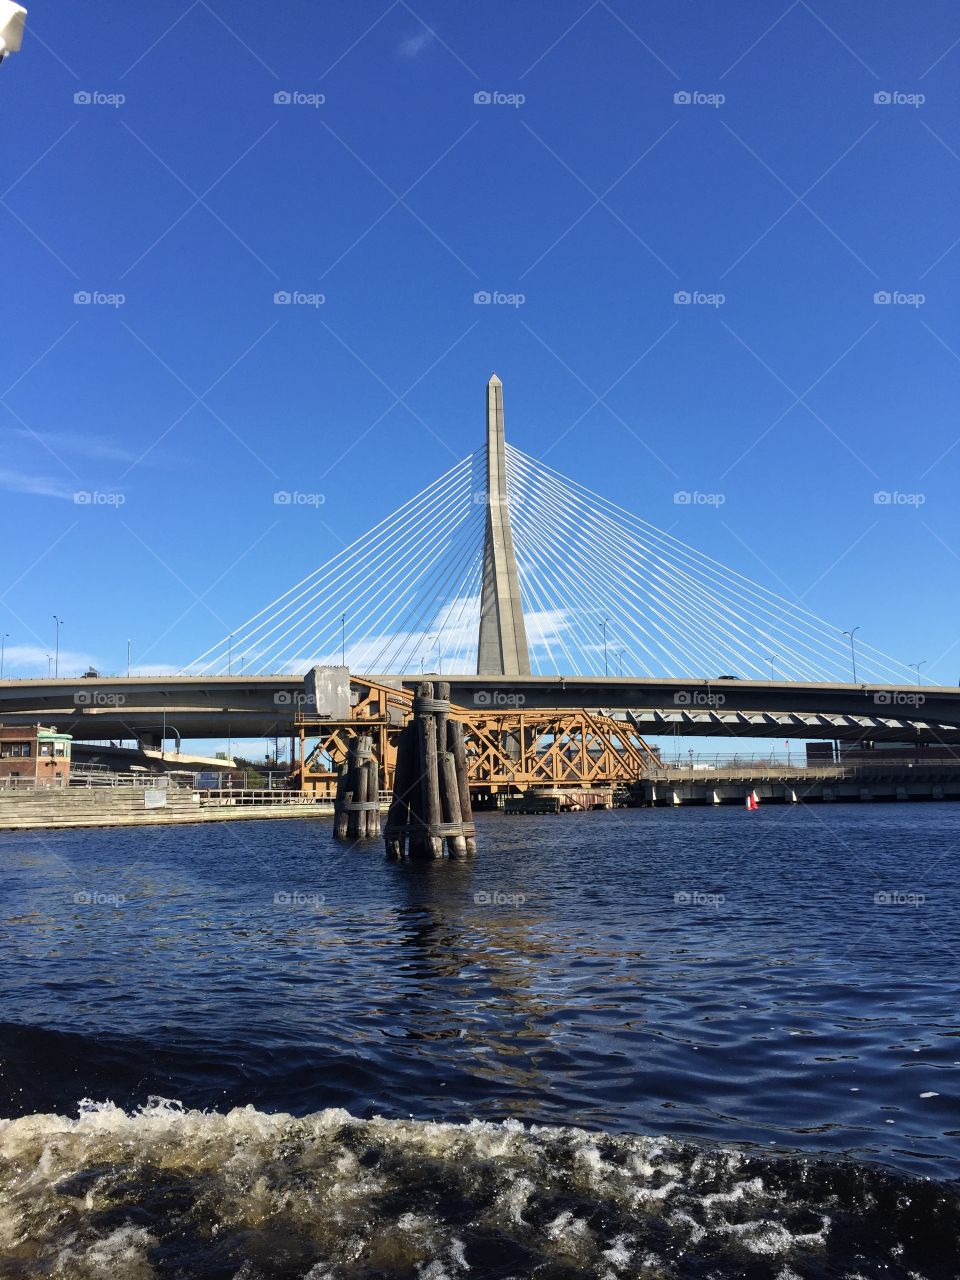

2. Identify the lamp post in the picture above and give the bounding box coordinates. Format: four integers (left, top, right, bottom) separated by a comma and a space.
601, 618, 609, 677
227, 634, 233, 675
0, 4, 27, 64
616, 649, 624, 677
909, 660, 926, 686
0, 633, 7, 679
436, 632, 442, 676
340, 614, 346, 667
842, 627, 860, 684
46, 654, 52, 677
52, 615, 62, 678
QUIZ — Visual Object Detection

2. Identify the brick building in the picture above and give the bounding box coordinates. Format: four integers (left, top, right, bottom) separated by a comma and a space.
0, 724, 72, 786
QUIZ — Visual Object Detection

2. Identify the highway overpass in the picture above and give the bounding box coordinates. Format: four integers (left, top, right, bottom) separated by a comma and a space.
0, 674, 958, 744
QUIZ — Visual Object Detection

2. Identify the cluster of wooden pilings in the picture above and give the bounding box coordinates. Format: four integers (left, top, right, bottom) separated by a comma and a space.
384, 680, 477, 859
332, 734, 381, 840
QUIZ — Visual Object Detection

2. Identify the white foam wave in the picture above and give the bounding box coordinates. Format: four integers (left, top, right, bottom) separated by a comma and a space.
0, 1098, 937, 1279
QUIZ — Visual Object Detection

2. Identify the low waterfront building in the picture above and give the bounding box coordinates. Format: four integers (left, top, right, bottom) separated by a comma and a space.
0, 724, 72, 787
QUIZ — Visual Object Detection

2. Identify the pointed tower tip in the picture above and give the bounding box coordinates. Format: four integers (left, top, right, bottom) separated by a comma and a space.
488, 372, 502, 386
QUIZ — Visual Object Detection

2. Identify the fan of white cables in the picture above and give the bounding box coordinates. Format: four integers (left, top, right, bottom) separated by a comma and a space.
505, 443, 916, 684
185, 452, 487, 676
186, 444, 915, 683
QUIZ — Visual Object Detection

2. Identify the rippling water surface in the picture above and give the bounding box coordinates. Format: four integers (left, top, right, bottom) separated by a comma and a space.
1, 805, 958, 1277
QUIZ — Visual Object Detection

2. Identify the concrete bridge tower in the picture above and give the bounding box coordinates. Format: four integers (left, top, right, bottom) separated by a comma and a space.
477, 374, 531, 677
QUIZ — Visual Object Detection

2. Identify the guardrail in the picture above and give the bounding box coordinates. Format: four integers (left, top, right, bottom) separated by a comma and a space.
197, 789, 331, 806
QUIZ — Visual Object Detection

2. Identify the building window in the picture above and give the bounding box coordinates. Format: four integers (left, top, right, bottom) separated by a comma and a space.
39, 742, 54, 757
1, 743, 30, 758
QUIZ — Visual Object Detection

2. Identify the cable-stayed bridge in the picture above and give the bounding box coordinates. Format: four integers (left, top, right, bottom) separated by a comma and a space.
186, 374, 918, 690
1, 375, 956, 785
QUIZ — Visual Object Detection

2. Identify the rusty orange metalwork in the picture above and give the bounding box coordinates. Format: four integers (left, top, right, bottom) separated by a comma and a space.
295, 678, 658, 798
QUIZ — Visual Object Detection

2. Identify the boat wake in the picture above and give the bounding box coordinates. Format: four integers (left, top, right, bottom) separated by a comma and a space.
1, 1099, 957, 1278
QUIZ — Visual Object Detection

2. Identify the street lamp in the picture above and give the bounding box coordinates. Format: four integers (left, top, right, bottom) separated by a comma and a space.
616, 649, 624, 677
601, 618, 609, 676
909, 660, 927, 686
0, 4, 27, 64
436, 632, 442, 676
46, 653, 51, 677
52, 614, 62, 678
842, 627, 860, 684
0, 633, 8, 680
340, 614, 346, 667
227, 634, 233, 675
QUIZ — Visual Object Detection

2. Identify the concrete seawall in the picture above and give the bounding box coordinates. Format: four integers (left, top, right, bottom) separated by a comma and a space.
633, 762, 960, 806
0, 785, 337, 831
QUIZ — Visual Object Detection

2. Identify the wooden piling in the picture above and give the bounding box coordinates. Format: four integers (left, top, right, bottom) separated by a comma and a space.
448, 719, 477, 856
440, 750, 467, 856
384, 680, 476, 860
415, 684, 444, 858
365, 757, 381, 838
384, 723, 416, 860
333, 733, 381, 841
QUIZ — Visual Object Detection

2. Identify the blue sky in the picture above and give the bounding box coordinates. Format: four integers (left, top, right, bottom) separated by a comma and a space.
2, 0, 958, 697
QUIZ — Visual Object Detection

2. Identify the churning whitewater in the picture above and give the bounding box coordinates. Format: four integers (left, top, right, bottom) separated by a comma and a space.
2, 1099, 958, 1279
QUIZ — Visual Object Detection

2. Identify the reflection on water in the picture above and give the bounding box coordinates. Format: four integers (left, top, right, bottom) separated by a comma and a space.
1, 805, 958, 1186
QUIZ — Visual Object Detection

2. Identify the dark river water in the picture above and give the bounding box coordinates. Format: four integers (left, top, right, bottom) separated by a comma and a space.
1, 805, 958, 1278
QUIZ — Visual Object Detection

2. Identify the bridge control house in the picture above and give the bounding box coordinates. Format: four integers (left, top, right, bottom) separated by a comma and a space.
0, 724, 72, 786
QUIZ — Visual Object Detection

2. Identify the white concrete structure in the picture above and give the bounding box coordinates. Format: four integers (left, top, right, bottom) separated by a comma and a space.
477, 374, 531, 677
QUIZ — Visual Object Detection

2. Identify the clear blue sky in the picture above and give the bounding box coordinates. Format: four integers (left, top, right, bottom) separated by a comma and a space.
2, 0, 958, 691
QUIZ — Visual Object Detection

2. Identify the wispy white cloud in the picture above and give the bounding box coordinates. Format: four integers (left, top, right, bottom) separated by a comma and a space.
398, 28, 434, 58
1, 644, 98, 677
0, 468, 77, 500
217, 598, 577, 677
9, 427, 141, 464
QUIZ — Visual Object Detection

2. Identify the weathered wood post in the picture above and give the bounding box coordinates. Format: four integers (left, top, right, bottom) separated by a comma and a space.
334, 763, 350, 840
384, 680, 476, 859
333, 734, 380, 841
436, 682, 466, 857
415, 683, 444, 858
448, 718, 477, 856
365, 756, 381, 838
384, 722, 417, 859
